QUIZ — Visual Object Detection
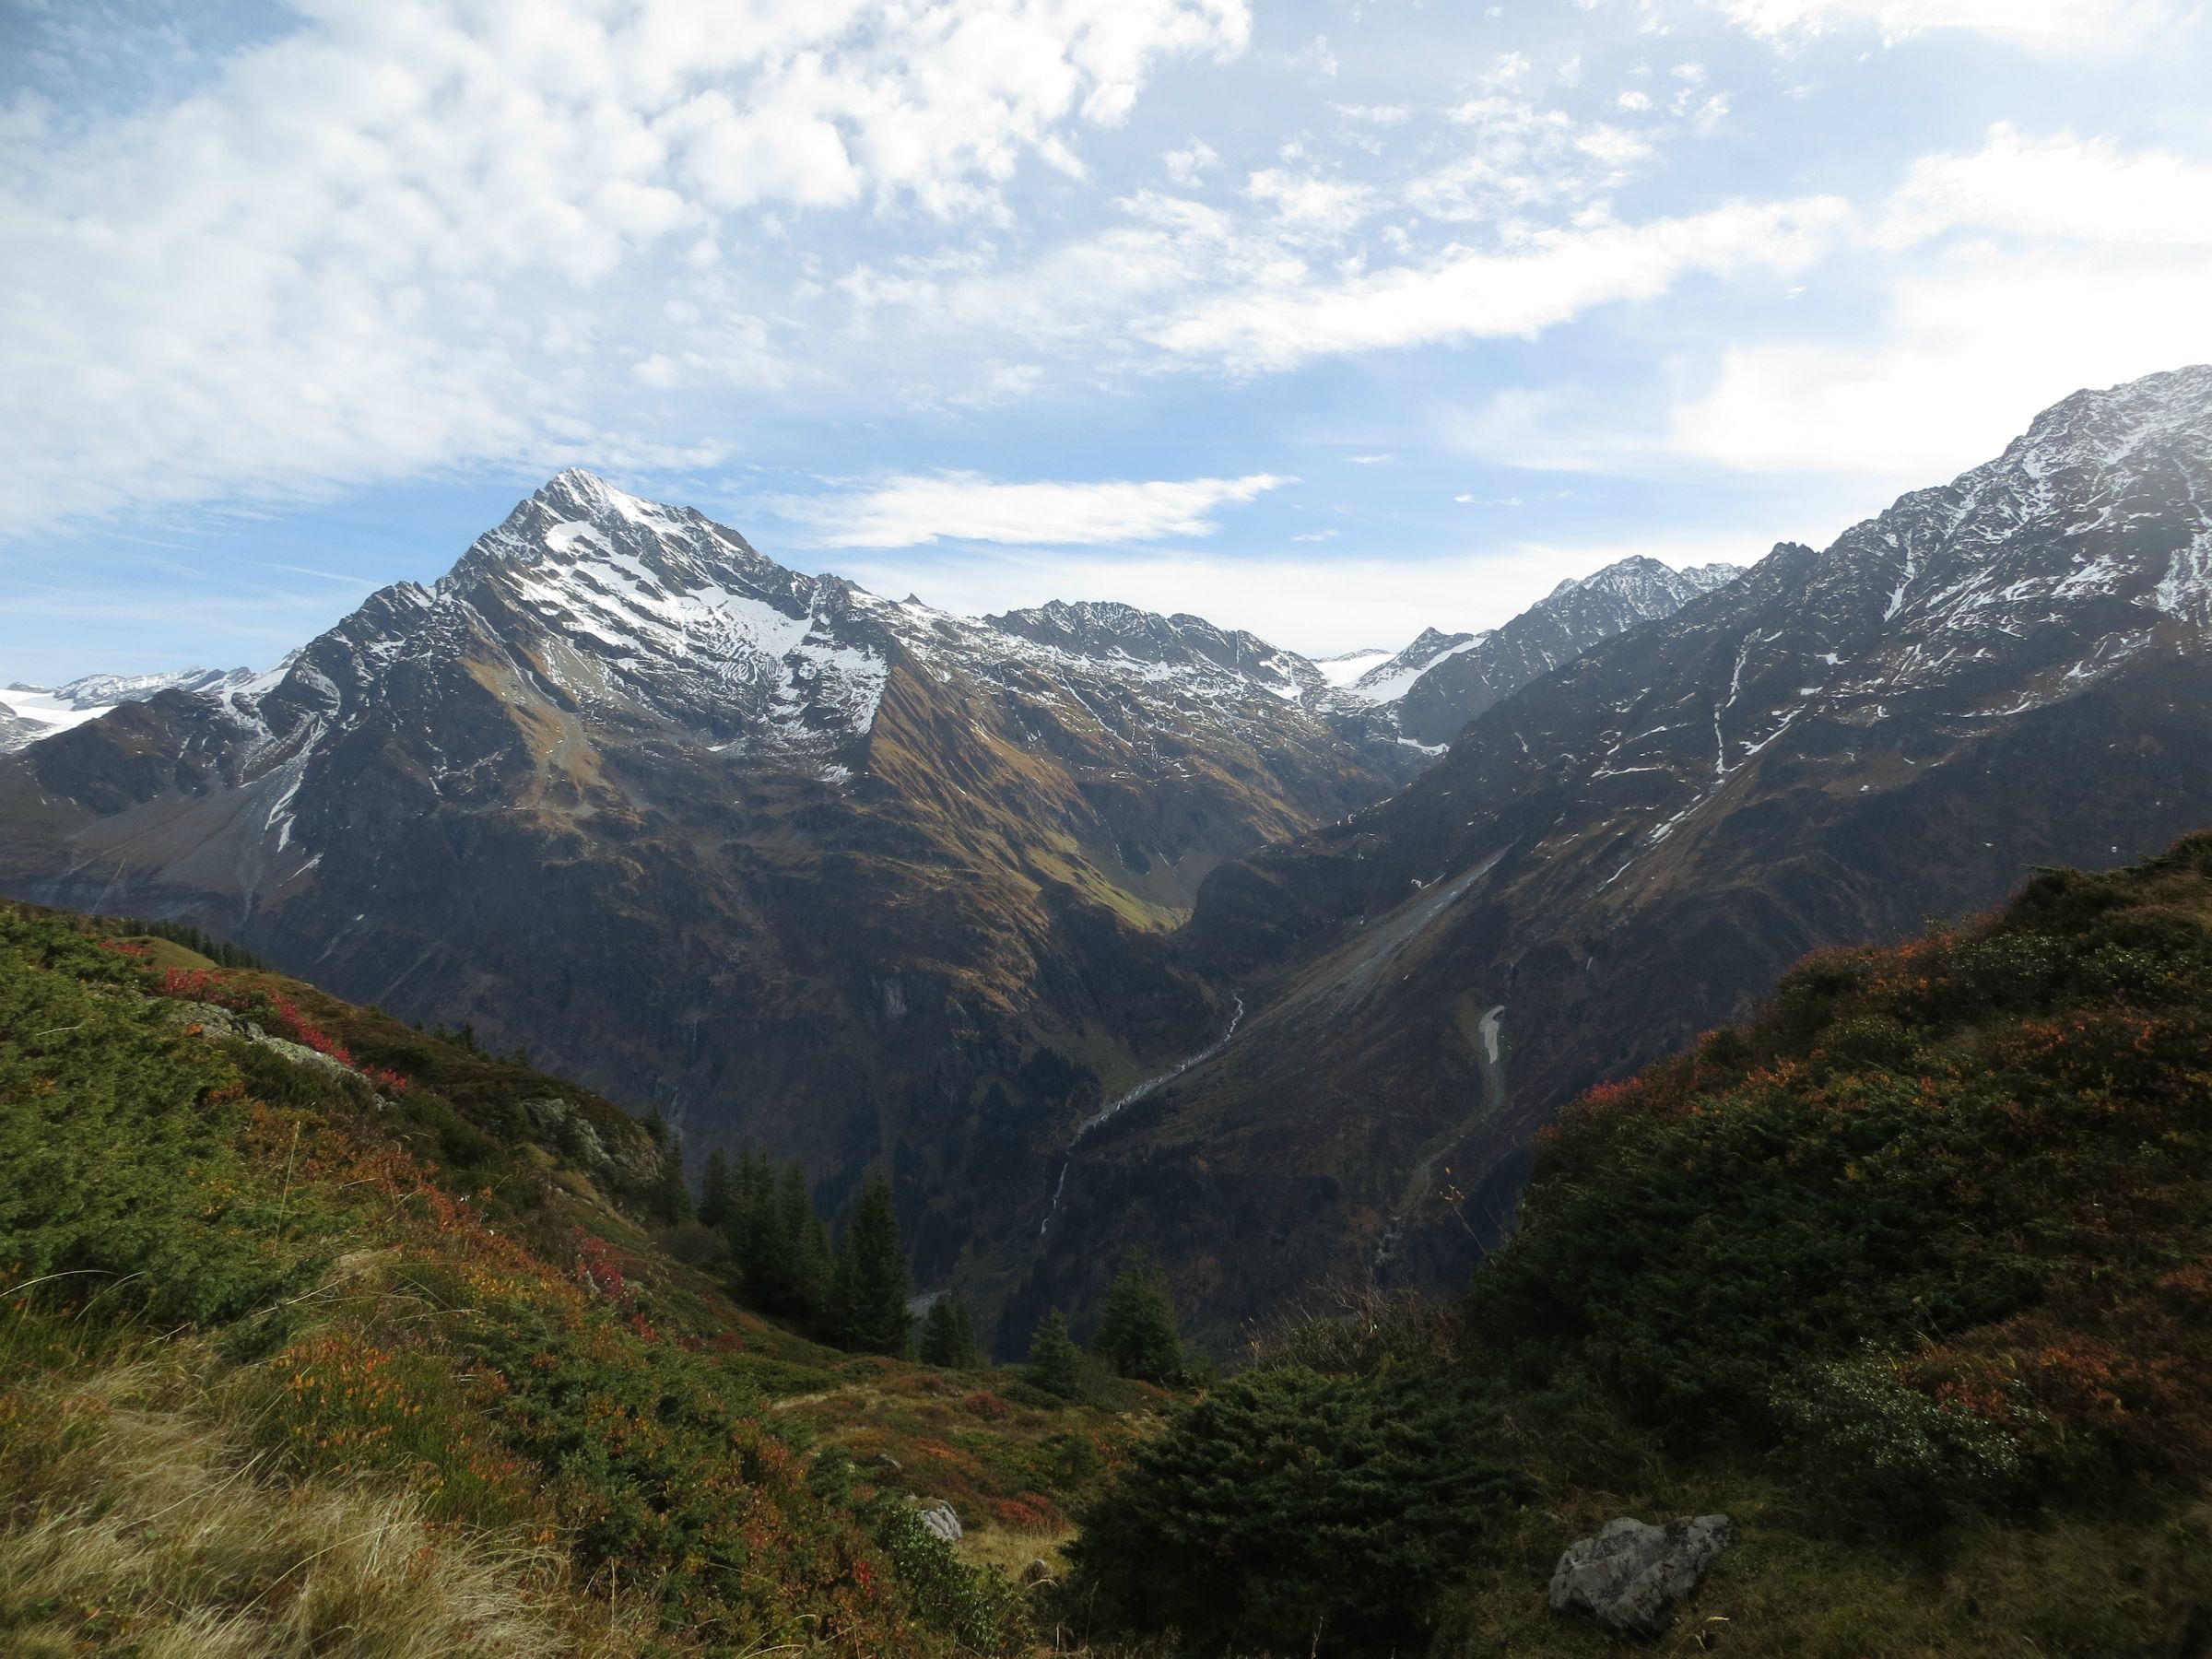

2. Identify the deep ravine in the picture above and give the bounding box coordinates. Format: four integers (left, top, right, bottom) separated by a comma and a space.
1039, 994, 1245, 1240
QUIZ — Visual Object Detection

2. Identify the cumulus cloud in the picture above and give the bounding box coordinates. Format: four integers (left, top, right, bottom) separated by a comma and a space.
1882, 124, 2212, 248
1659, 127, 2212, 478
0, 0, 1251, 534
1667, 245, 2212, 478
775, 470, 1291, 547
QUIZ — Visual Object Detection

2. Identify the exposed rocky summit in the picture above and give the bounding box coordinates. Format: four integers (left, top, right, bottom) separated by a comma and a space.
0, 470, 1418, 1339
1329, 558, 1742, 748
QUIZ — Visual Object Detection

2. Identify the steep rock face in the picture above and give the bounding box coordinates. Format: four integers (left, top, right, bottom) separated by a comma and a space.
0, 702, 42, 753
0, 470, 1401, 1334
1030, 366, 2212, 1344
1325, 558, 1742, 750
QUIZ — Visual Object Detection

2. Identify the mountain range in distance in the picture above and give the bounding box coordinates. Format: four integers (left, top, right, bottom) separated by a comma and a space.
5, 363, 2209, 1350
0, 467, 1724, 1345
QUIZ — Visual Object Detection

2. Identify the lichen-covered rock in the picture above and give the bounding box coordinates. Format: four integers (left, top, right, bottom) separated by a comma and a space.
1548, 1514, 1734, 1634
162, 999, 351, 1080
912, 1499, 962, 1543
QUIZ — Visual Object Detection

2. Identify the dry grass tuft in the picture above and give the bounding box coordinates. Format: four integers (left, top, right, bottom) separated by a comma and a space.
0, 1348, 668, 1658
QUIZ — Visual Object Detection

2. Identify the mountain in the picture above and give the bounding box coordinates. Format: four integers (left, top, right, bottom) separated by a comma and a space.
1026, 365, 2212, 1343
1327, 558, 1744, 749
1070, 832, 2212, 1655
0, 700, 44, 753
0, 667, 255, 753
0, 468, 1418, 1335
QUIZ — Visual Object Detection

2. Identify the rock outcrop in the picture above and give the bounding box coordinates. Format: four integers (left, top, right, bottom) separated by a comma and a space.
1548, 1513, 1735, 1634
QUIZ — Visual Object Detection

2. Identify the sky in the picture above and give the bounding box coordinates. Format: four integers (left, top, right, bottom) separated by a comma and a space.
4, 0, 2210, 684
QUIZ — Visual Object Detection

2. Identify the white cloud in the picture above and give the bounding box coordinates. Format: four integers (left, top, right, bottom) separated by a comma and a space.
0, 0, 1251, 534
1330, 102, 1413, 125
1149, 197, 1850, 372
1242, 168, 1371, 235
1712, 0, 2151, 41
1408, 95, 1658, 219
1669, 244, 2212, 477
1163, 136, 1220, 185
775, 470, 1292, 547
1882, 124, 2212, 248
1661, 128, 2212, 478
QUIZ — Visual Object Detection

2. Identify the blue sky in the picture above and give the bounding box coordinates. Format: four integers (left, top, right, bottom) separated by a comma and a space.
4, 0, 2210, 683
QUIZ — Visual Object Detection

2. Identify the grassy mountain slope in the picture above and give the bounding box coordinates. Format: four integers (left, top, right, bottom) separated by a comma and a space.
0, 903, 1155, 1656
1065, 834, 2212, 1655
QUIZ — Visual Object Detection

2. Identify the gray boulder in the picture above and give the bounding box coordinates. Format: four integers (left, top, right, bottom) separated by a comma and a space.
913, 1499, 963, 1543
1548, 1514, 1734, 1634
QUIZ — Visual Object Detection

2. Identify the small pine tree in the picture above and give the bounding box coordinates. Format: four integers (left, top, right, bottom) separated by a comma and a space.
1094, 1250, 1184, 1384
1028, 1308, 1086, 1399
649, 1135, 693, 1227
780, 1162, 833, 1319
919, 1292, 979, 1369
830, 1174, 912, 1355
697, 1148, 735, 1230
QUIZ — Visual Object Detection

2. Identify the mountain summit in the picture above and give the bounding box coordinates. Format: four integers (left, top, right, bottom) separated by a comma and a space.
1029, 365, 2212, 1341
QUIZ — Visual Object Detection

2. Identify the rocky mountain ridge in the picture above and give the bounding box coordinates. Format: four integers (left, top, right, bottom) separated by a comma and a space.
0, 473, 1794, 1347
0, 667, 253, 753
1025, 364, 2212, 1342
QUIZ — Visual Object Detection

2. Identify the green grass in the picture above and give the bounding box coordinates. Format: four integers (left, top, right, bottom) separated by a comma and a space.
0, 900, 1135, 1657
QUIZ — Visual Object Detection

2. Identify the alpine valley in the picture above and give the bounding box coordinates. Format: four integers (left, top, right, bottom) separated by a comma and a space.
0, 467, 1723, 1344
6, 366, 2212, 1355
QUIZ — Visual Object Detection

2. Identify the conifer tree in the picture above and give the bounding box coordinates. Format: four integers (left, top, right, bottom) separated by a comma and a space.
1028, 1308, 1086, 1399
697, 1148, 735, 1230
919, 1292, 979, 1369
778, 1161, 832, 1318
1094, 1249, 1184, 1384
649, 1134, 694, 1227
830, 1174, 912, 1355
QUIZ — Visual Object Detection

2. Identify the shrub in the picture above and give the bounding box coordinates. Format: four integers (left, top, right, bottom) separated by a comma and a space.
1067, 1366, 1519, 1655
1771, 1347, 2032, 1529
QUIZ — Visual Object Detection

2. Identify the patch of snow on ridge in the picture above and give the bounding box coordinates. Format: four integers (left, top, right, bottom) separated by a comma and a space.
0, 688, 115, 735
1347, 633, 1483, 704
1314, 648, 1394, 687
2151, 529, 2212, 622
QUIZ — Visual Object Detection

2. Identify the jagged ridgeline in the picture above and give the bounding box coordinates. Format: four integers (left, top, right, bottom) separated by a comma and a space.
0, 464, 1733, 1351
1058, 833, 2212, 1656
0, 901, 1170, 1656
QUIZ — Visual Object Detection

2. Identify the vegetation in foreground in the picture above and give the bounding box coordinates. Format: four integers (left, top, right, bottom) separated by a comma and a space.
0, 904, 1156, 1656
1062, 834, 2212, 1655
10, 827, 2212, 1656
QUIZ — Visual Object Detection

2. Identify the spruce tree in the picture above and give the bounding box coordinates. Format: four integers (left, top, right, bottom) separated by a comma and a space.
1093, 1249, 1184, 1384
649, 1135, 694, 1226
697, 1148, 735, 1230
1028, 1308, 1086, 1399
919, 1292, 979, 1369
830, 1174, 912, 1355
778, 1161, 832, 1319
725, 1149, 781, 1303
